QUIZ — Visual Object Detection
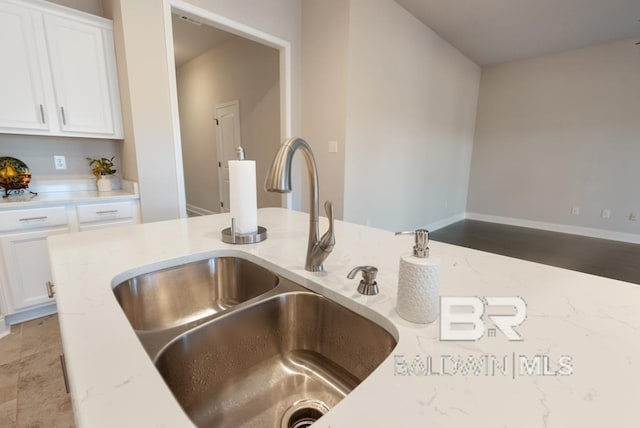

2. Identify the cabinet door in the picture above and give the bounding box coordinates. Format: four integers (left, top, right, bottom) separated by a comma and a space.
0, 3, 51, 132
43, 14, 120, 136
0, 226, 70, 311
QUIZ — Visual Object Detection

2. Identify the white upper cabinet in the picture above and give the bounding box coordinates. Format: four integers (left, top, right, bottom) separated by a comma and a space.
0, 2, 50, 132
43, 14, 120, 136
0, 0, 123, 139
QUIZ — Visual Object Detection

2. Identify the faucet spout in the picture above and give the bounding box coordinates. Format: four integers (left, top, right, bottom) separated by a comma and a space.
265, 137, 335, 272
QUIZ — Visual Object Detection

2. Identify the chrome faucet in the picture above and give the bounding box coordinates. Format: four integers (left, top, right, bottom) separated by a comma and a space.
265, 137, 335, 272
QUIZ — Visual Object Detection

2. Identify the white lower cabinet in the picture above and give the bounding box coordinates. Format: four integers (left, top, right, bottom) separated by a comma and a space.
1, 226, 69, 312
0, 200, 139, 324
0, 206, 70, 323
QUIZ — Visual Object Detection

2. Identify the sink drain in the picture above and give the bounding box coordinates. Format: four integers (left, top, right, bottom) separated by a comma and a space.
281, 399, 329, 428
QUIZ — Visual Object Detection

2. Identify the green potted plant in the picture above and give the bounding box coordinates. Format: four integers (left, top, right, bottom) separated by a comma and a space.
87, 156, 116, 192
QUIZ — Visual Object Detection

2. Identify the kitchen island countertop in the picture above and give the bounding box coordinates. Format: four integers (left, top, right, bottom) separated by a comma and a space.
47, 208, 640, 427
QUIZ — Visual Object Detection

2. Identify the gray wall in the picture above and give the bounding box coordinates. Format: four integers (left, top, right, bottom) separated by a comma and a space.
176, 36, 281, 213
468, 38, 640, 234
342, 0, 481, 231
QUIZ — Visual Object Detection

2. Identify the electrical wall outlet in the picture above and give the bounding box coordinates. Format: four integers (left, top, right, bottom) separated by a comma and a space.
601, 209, 611, 219
53, 155, 67, 170
571, 206, 580, 215
630, 212, 638, 221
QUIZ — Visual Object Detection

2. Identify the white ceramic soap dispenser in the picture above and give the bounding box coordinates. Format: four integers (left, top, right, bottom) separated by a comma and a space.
395, 229, 441, 324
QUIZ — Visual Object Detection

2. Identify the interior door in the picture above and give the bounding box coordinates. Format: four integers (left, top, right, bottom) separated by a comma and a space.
215, 101, 241, 213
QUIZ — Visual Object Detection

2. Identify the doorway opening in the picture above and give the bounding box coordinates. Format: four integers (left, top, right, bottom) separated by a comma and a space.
163, 1, 292, 217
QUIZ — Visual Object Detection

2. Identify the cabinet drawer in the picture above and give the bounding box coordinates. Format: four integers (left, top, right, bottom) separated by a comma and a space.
0, 207, 68, 232
77, 202, 134, 223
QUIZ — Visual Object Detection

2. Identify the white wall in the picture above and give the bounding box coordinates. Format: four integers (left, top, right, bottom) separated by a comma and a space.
467, 38, 640, 235
342, 0, 481, 231
102, 0, 138, 185
103, 0, 302, 222
103, 0, 181, 222
176, 36, 281, 213
46, 0, 104, 17
300, 0, 349, 220
0, 135, 120, 178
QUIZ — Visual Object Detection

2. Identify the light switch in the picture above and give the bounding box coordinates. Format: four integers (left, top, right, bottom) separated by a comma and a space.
328, 141, 338, 153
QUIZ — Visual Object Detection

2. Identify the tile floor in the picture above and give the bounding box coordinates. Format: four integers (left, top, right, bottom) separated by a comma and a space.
0, 314, 74, 428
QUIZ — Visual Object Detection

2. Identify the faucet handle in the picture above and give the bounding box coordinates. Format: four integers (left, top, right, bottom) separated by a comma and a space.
324, 199, 333, 222
347, 265, 379, 295
318, 200, 335, 251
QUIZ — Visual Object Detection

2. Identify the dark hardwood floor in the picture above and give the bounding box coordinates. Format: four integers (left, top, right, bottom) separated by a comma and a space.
430, 220, 640, 285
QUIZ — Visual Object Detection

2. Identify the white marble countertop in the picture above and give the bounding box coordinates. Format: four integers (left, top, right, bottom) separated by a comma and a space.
0, 177, 138, 209
47, 208, 640, 427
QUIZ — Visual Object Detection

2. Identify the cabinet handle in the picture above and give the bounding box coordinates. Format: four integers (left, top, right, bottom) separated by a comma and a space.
60, 106, 67, 125
46, 281, 55, 298
39, 104, 46, 124
59, 354, 70, 394
19, 216, 48, 222
96, 210, 118, 214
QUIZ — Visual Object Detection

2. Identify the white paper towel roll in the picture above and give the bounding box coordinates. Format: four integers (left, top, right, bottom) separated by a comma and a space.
396, 255, 441, 324
229, 160, 258, 234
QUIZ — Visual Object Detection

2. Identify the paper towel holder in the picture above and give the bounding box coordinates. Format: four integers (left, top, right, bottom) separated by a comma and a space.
221, 146, 267, 244
221, 218, 267, 244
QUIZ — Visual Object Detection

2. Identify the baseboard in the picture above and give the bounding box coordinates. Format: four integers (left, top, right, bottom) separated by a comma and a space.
466, 213, 640, 244
186, 204, 217, 217
422, 213, 466, 232
0, 316, 9, 339
5, 302, 57, 325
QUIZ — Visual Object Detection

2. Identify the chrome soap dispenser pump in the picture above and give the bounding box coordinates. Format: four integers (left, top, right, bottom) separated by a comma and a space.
395, 229, 430, 258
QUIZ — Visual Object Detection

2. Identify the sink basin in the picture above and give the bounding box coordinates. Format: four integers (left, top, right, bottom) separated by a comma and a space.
113, 257, 279, 331
155, 291, 397, 428
113, 255, 397, 426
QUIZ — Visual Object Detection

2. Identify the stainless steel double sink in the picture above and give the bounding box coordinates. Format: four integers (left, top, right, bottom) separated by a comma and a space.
113, 256, 397, 428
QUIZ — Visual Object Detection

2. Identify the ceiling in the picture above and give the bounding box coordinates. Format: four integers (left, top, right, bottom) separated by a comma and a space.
171, 14, 234, 67
395, 0, 640, 66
